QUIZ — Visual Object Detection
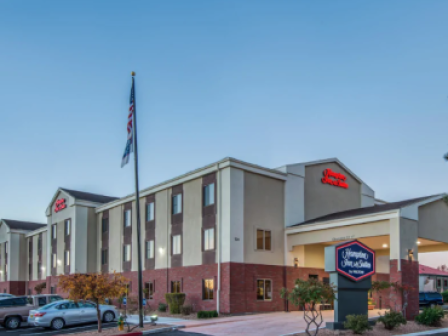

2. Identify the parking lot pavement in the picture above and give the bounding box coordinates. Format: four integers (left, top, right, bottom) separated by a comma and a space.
158, 332, 212, 336
0, 322, 117, 336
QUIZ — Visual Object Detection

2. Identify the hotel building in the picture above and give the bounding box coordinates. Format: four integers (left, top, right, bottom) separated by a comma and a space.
1, 157, 447, 318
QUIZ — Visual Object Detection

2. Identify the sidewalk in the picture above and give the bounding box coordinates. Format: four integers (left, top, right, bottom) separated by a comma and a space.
166, 310, 387, 336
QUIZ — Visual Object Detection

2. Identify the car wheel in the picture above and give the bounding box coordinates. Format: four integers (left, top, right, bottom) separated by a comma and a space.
103, 311, 115, 323
51, 318, 65, 330
5, 317, 21, 330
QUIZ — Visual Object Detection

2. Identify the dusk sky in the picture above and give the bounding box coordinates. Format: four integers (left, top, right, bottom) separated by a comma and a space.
1, 1, 447, 266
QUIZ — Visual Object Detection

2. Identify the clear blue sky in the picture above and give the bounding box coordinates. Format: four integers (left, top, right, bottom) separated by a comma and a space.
1, 0, 448, 223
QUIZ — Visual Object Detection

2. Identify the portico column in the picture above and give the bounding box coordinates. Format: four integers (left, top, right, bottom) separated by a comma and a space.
389, 217, 419, 320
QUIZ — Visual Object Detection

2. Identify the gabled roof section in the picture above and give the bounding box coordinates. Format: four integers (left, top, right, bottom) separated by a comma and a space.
419, 264, 448, 276
290, 194, 444, 227
2, 219, 46, 232
60, 188, 119, 204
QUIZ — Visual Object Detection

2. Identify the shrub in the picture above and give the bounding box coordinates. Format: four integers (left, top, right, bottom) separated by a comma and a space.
34, 282, 46, 294
377, 310, 407, 330
344, 314, 373, 334
442, 290, 448, 303
158, 303, 167, 312
197, 310, 218, 318
165, 293, 186, 314
415, 307, 445, 326
181, 305, 192, 315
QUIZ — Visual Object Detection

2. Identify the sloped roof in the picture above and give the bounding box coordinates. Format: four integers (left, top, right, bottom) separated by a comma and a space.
419, 264, 448, 276
61, 188, 119, 204
291, 195, 441, 227
2, 219, 46, 231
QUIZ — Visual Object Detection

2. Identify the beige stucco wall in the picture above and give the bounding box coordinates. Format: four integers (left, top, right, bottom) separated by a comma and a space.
155, 189, 170, 269
108, 204, 123, 272
243, 171, 285, 265
287, 220, 391, 251
0, 224, 8, 281
418, 200, 448, 244
221, 167, 245, 263
304, 162, 361, 221
389, 217, 419, 261
183, 178, 202, 266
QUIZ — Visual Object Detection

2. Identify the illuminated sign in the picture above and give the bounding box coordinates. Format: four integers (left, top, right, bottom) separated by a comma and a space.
336, 241, 375, 281
322, 168, 349, 189
54, 198, 66, 213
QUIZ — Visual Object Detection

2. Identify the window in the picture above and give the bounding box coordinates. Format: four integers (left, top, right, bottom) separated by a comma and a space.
28, 289, 31, 295
309, 274, 318, 280
256, 230, 271, 251
203, 183, 215, 206
146, 202, 155, 221
204, 228, 214, 251
145, 282, 154, 299
124, 209, 132, 227
37, 262, 42, 279
102, 218, 108, 233
444, 280, 448, 287
78, 302, 95, 308
38, 297, 47, 306
102, 249, 108, 265
29, 264, 32, 279
52, 253, 57, 268
437, 279, 442, 287
64, 250, 70, 266
52, 225, 57, 239
172, 194, 182, 214
203, 279, 214, 300
146, 240, 154, 259
172, 235, 181, 255
29, 241, 32, 254
38, 235, 42, 250
257, 279, 272, 301
323, 277, 330, 285
51, 286, 56, 294
171, 281, 181, 293
123, 244, 131, 262
65, 220, 70, 236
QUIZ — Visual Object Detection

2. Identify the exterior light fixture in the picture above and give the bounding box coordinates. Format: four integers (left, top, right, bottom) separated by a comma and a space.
382, 244, 388, 248
294, 258, 299, 268
41, 266, 46, 271
407, 249, 414, 261
417, 241, 421, 245
57, 260, 62, 265
158, 248, 164, 255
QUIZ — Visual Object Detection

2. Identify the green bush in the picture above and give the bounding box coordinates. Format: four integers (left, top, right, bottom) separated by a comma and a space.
165, 293, 186, 314
415, 307, 445, 326
344, 314, 373, 334
158, 303, 167, 312
442, 291, 448, 303
197, 310, 219, 318
181, 305, 192, 315
377, 310, 407, 330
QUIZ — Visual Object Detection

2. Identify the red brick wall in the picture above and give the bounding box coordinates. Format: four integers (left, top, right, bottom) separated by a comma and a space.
371, 273, 391, 309
26, 280, 49, 295
390, 259, 419, 320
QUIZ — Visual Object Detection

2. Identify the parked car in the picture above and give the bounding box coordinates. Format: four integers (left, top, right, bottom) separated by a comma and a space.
0, 293, 15, 299
419, 292, 444, 308
0, 294, 63, 329
29, 300, 118, 330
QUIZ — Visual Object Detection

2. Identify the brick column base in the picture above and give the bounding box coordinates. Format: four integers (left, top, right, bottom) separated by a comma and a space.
390, 259, 419, 320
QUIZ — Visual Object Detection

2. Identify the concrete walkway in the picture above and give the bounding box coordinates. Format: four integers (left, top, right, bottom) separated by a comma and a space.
168, 310, 387, 336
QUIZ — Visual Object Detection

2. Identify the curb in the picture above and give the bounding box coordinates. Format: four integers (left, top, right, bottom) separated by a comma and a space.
142, 326, 182, 334
396, 328, 448, 336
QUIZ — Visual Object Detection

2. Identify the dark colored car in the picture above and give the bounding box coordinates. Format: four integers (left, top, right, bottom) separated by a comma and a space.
419, 292, 444, 308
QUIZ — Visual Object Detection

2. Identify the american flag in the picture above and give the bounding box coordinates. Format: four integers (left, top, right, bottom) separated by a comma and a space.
121, 79, 135, 168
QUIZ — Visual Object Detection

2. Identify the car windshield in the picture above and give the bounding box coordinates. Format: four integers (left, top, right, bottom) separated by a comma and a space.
37, 302, 59, 311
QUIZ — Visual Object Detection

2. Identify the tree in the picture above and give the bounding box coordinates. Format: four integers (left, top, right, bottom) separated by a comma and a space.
370, 281, 391, 309
281, 278, 336, 336
390, 282, 414, 317
34, 282, 46, 294
58, 272, 128, 332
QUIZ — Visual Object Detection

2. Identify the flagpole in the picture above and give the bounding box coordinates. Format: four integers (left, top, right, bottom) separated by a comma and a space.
131, 71, 144, 328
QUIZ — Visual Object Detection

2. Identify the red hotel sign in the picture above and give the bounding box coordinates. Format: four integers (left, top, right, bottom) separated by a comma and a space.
54, 198, 67, 213
322, 168, 349, 189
